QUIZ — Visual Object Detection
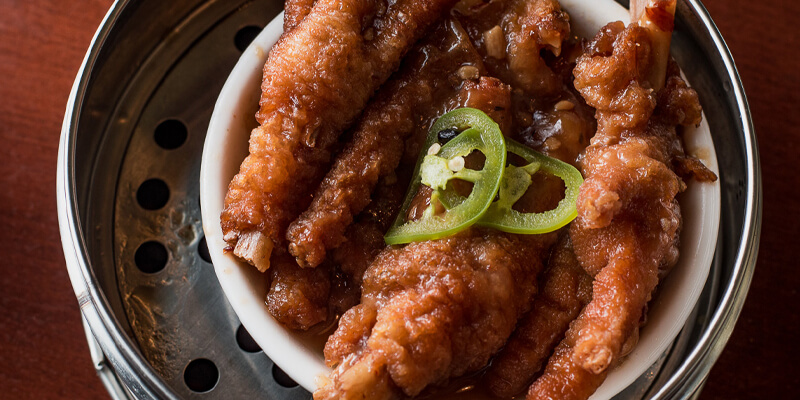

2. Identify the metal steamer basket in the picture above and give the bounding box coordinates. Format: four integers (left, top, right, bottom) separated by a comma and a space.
57, 0, 761, 399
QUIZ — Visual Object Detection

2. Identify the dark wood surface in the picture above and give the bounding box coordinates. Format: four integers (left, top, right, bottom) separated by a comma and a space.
0, 0, 796, 399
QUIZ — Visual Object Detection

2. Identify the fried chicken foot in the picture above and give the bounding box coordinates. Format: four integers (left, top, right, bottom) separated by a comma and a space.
316, 230, 556, 400
530, 220, 653, 399
520, 3, 715, 397
221, 0, 459, 272
569, 19, 676, 375
569, 72, 714, 384
286, 18, 487, 268
477, 33, 596, 397
484, 234, 592, 398
529, 59, 714, 399
324, 76, 513, 319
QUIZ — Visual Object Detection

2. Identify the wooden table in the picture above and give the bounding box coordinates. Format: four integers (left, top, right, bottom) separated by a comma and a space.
0, 0, 796, 399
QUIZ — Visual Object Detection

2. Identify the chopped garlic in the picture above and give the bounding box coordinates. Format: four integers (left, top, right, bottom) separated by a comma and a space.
483, 26, 506, 59
457, 65, 480, 80
554, 100, 575, 111
544, 137, 562, 151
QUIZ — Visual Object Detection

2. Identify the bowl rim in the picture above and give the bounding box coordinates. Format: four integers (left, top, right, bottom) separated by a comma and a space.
199, 1, 727, 398
649, 0, 762, 397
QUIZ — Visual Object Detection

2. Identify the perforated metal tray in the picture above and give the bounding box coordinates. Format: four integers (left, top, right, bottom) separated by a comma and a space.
57, 0, 760, 399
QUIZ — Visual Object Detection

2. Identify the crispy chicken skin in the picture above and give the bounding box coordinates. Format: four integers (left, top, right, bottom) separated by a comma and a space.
572, 22, 656, 140
265, 253, 331, 330
484, 234, 592, 398
328, 177, 408, 314
526, 323, 607, 400
316, 230, 556, 400
286, 18, 487, 268
221, 0, 459, 272
283, 0, 315, 32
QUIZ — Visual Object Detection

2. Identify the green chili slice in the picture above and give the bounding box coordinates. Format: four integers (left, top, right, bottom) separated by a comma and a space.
476, 139, 583, 234
384, 108, 506, 245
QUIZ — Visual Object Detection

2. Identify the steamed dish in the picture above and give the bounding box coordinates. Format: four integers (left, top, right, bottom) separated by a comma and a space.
219, 0, 717, 398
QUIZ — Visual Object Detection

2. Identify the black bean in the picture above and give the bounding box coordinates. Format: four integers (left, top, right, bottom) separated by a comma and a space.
437, 128, 460, 143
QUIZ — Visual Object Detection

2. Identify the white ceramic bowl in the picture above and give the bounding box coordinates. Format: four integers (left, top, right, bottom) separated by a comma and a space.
200, 1, 721, 398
